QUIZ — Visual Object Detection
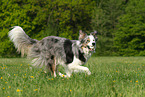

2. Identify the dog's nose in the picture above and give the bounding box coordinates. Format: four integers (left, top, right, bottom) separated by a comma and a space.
92, 43, 95, 46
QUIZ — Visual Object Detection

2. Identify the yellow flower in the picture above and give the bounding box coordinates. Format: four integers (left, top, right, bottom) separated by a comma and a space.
20, 64, 22, 66
28, 64, 29, 66
62, 74, 65, 77
30, 76, 34, 78
3, 87, 5, 89
34, 89, 38, 91
70, 89, 72, 92
7, 96, 10, 97
14, 74, 15, 76
136, 80, 138, 83
51, 78, 53, 80
1, 77, 2, 79
16, 89, 22, 92
113, 80, 116, 82
130, 80, 132, 82
5, 82, 7, 84
9, 86, 11, 88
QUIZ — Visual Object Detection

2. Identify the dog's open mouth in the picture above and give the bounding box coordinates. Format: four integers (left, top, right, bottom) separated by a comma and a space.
87, 46, 95, 51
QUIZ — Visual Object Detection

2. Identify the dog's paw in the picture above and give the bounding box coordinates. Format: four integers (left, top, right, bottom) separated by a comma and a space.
87, 71, 91, 75
59, 72, 67, 77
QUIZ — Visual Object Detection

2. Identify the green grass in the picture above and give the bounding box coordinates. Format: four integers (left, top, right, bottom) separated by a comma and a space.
0, 57, 145, 97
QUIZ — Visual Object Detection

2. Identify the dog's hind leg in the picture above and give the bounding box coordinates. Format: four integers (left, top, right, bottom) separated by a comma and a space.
47, 56, 57, 77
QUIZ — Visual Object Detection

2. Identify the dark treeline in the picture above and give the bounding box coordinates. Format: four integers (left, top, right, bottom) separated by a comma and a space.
0, 0, 145, 57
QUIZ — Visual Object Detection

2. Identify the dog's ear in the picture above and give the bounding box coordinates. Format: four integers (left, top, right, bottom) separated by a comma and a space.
91, 31, 97, 36
91, 31, 98, 41
79, 30, 87, 41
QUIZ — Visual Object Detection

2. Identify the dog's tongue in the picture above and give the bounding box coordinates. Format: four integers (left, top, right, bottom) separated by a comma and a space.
89, 49, 93, 51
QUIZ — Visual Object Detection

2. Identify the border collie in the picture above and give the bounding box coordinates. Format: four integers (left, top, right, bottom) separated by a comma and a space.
8, 26, 97, 77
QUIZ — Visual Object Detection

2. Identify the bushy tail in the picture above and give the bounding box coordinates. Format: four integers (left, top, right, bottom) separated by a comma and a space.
8, 26, 38, 57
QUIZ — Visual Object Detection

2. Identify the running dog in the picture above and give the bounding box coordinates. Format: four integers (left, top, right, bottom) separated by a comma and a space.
8, 26, 98, 77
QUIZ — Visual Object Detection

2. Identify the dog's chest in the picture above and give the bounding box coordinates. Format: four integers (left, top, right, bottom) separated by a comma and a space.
71, 56, 84, 66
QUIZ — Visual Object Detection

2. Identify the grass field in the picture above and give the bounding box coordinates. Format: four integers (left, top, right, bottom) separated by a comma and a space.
0, 57, 145, 97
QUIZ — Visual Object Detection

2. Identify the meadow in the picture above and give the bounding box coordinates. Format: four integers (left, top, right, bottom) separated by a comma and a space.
0, 57, 145, 97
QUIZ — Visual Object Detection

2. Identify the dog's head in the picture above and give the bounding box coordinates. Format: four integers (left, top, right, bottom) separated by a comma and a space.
79, 30, 98, 52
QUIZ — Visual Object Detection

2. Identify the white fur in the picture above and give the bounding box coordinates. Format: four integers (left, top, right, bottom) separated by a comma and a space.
8, 26, 27, 48
87, 35, 96, 49
59, 56, 91, 77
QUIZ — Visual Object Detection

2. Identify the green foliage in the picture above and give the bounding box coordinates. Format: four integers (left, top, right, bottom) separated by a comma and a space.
0, 0, 94, 57
114, 0, 145, 56
91, 0, 126, 56
0, 0, 145, 57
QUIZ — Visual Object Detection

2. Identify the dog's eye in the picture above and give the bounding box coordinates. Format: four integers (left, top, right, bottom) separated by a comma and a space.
86, 39, 90, 43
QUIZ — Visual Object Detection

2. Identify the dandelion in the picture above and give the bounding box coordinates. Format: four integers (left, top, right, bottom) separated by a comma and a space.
1, 77, 2, 79
3, 87, 5, 89
51, 78, 53, 80
16, 89, 22, 92
136, 80, 138, 83
20, 64, 22, 66
9, 86, 11, 88
5, 82, 7, 84
113, 80, 116, 82
28, 64, 29, 66
70, 89, 72, 92
62, 74, 65, 77
14, 74, 15, 76
30, 76, 34, 78
130, 80, 132, 82
34, 89, 38, 91
7, 96, 10, 97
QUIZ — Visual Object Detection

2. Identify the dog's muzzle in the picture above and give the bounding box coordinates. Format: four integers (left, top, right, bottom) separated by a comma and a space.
87, 46, 95, 52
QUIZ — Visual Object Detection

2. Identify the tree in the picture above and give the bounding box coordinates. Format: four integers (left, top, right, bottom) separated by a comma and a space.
91, 0, 126, 56
0, 0, 94, 57
114, 0, 145, 56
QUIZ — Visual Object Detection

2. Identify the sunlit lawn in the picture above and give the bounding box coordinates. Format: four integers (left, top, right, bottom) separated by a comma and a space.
0, 57, 145, 97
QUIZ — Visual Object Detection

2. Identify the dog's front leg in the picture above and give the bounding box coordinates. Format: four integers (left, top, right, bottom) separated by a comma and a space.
68, 65, 91, 75
59, 66, 72, 78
